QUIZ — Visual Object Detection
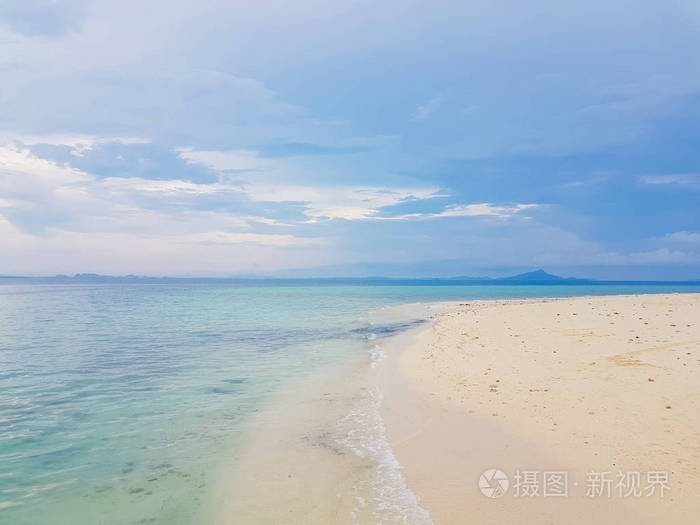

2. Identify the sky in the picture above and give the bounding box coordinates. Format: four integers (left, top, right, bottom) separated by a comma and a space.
0, 0, 699, 279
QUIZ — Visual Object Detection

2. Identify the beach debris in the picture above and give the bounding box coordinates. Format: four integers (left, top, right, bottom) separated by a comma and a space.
648, 378, 655, 382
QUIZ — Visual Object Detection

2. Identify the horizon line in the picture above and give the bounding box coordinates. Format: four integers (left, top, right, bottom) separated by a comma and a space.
2, 273, 699, 284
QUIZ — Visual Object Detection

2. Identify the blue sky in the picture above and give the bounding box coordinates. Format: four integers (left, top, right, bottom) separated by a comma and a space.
0, 0, 699, 278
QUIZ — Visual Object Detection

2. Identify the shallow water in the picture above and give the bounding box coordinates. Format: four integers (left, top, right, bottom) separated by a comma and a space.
1, 281, 698, 524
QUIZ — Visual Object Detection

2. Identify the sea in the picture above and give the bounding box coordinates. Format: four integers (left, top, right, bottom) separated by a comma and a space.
1, 279, 699, 524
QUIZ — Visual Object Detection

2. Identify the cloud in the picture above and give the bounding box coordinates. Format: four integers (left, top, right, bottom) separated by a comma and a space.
377, 203, 539, 221
411, 95, 444, 121
639, 174, 700, 187
242, 184, 443, 221
434, 203, 538, 219
661, 231, 700, 244
0, 145, 92, 186
257, 142, 372, 158
0, 37, 309, 145
3, 144, 443, 233
178, 147, 445, 221
0, 145, 330, 275
626, 248, 690, 264
100, 177, 234, 197
0, 0, 87, 37
173, 232, 322, 247
561, 170, 615, 189
0, 220, 331, 276
177, 148, 269, 173
3, 133, 152, 158
0, 146, 299, 236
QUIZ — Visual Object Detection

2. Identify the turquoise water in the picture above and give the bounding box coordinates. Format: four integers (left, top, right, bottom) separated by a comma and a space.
1, 281, 699, 524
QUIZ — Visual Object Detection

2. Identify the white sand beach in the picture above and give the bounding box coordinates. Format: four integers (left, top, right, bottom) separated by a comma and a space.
380, 294, 700, 524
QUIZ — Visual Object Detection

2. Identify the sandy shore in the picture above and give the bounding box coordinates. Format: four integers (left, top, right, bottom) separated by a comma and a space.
209, 304, 438, 525
381, 294, 700, 524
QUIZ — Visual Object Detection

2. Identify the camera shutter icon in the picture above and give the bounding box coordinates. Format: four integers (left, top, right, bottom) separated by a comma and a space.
479, 469, 509, 498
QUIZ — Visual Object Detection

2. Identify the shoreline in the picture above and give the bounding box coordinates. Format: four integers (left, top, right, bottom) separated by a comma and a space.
379, 293, 700, 524
205, 293, 700, 524
208, 302, 441, 524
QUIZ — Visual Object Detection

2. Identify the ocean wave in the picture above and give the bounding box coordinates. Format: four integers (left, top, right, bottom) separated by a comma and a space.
335, 374, 432, 525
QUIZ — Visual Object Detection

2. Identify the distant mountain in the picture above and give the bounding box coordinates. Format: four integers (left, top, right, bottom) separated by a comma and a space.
2, 269, 697, 283
446, 275, 492, 281
499, 269, 582, 282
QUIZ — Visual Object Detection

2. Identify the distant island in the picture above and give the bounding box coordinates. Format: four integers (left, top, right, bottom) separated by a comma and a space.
499, 269, 588, 282
0, 269, 698, 284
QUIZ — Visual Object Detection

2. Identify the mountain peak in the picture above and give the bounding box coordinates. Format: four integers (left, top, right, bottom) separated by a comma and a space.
502, 269, 567, 281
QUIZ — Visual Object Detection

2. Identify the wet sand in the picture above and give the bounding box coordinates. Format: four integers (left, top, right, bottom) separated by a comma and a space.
209, 304, 438, 524
380, 294, 700, 524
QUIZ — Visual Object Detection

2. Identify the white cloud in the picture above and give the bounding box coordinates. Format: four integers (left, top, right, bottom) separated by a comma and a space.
243, 184, 442, 221
0, 223, 331, 276
561, 170, 615, 189
377, 202, 539, 221
41, 134, 146, 153
0, 134, 151, 159
178, 147, 445, 221
98, 150, 535, 225
663, 231, 700, 243
626, 248, 690, 264
0, 145, 92, 185
177, 148, 269, 172
411, 95, 444, 121
435, 203, 538, 218
639, 174, 700, 187
99, 177, 235, 196
0, 146, 318, 268
173, 231, 322, 246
